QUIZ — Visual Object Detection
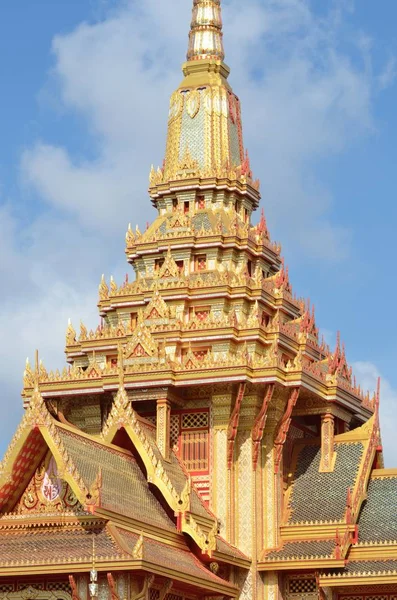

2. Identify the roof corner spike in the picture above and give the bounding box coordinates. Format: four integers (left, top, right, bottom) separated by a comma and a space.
187, 0, 225, 62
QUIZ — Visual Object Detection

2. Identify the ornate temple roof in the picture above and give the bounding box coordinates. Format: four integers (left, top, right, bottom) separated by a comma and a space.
319, 559, 397, 587
260, 412, 397, 586
2, 0, 396, 597
264, 539, 336, 562
54, 426, 176, 531
356, 471, 397, 544
0, 521, 238, 594
0, 385, 246, 588
0, 524, 128, 568
286, 441, 364, 525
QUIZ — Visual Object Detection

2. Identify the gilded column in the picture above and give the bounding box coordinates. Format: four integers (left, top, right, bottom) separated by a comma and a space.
212, 388, 232, 538
319, 413, 335, 472
156, 398, 171, 460
261, 391, 285, 600
236, 390, 264, 600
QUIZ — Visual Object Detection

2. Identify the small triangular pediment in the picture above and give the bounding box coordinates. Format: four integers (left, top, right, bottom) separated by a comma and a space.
88, 366, 101, 377
0, 427, 48, 514
124, 322, 158, 360
10, 450, 84, 516
144, 290, 169, 321
158, 249, 179, 279
132, 343, 149, 357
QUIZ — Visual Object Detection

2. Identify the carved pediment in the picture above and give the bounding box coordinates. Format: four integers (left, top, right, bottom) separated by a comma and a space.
158, 248, 180, 279
167, 213, 190, 230
87, 355, 103, 378
124, 321, 158, 360
144, 290, 169, 320
11, 452, 83, 516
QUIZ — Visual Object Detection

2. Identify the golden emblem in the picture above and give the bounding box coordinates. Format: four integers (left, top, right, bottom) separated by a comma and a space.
186, 90, 200, 119
169, 92, 183, 122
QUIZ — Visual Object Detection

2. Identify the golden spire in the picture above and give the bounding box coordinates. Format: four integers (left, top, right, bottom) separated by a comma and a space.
149, 0, 259, 199
187, 0, 225, 62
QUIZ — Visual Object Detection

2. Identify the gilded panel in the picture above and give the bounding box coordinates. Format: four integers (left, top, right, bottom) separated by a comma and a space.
236, 432, 253, 555
213, 428, 227, 537
179, 91, 206, 168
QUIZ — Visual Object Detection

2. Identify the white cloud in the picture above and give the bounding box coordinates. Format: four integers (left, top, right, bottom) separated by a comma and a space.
353, 361, 397, 467
1, 0, 396, 458
21, 0, 384, 257
0, 206, 118, 456
0, 281, 98, 452
378, 56, 397, 90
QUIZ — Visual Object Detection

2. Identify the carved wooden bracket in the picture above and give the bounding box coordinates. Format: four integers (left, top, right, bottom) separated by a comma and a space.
251, 384, 274, 471
345, 486, 352, 524
227, 383, 246, 469
86, 468, 102, 513
159, 579, 173, 600
68, 576, 81, 600
273, 387, 300, 473
131, 575, 155, 600
107, 574, 120, 600
315, 573, 327, 600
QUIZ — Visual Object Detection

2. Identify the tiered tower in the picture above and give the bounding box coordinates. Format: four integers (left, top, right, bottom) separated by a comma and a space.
2, 2, 397, 600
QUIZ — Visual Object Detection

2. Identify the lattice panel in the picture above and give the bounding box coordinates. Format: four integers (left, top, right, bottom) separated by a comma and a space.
47, 583, 72, 593
149, 590, 160, 600
340, 596, 397, 600
181, 431, 208, 471
167, 594, 184, 600
0, 585, 14, 593
17, 584, 45, 591
170, 414, 180, 449
182, 412, 208, 429
288, 577, 316, 594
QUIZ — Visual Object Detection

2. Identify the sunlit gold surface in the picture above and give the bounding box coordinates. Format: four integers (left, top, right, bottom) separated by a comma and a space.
188, 0, 224, 62
1, 1, 394, 599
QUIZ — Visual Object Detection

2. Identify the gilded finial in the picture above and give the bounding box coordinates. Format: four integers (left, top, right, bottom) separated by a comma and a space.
99, 274, 109, 300
31, 349, 41, 395
66, 318, 76, 345
187, 0, 225, 62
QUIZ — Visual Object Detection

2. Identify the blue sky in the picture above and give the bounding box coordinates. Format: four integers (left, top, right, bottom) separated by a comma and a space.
0, 0, 396, 463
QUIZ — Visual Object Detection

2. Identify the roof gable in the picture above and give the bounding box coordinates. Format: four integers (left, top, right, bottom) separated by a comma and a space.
102, 381, 219, 554
0, 386, 91, 515
55, 425, 176, 532
8, 450, 85, 517
286, 441, 364, 525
